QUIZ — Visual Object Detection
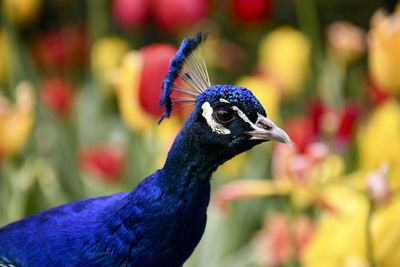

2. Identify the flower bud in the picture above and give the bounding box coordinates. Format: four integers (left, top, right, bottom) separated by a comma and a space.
326, 21, 366, 63
366, 164, 391, 204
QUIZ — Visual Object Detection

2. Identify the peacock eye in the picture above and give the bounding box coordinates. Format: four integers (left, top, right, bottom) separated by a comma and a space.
214, 108, 235, 124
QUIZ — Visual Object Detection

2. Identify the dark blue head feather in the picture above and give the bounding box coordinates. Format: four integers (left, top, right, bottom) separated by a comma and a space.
197, 85, 266, 121
159, 32, 209, 123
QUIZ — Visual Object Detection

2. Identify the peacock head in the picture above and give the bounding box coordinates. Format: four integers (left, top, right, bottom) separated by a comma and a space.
159, 32, 291, 162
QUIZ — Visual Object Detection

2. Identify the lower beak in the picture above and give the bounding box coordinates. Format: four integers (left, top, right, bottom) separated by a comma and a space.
245, 113, 292, 146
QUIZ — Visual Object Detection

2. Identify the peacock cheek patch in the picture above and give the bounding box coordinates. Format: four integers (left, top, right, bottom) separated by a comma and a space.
201, 102, 231, 135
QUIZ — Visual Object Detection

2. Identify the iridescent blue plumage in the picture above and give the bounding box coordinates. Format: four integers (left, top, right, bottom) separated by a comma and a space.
0, 32, 291, 266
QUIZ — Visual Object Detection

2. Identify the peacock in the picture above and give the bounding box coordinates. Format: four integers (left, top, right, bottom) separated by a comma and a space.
0, 32, 291, 267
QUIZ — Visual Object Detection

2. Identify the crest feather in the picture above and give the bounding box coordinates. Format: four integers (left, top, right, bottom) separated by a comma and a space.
159, 32, 211, 124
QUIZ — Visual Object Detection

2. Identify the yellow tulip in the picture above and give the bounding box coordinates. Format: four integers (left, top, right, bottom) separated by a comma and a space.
91, 36, 130, 92
369, 8, 400, 93
0, 81, 35, 156
373, 195, 400, 265
258, 27, 311, 99
358, 100, 400, 190
115, 51, 153, 133
3, 0, 42, 26
304, 185, 400, 267
303, 185, 369, 267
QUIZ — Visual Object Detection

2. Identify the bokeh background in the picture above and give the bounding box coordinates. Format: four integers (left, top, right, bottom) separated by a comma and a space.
1, 0, 400, 266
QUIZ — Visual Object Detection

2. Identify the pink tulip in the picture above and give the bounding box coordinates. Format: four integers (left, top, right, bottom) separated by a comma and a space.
151, 0, 208, 33
255, 214, 315, 266
111, 0, 149, 29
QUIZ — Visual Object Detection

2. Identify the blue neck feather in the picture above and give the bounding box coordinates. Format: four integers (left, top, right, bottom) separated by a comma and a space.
103, 111, 220, 265
163, 115, 219, 184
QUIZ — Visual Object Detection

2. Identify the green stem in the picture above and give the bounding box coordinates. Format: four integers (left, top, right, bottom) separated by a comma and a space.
295, 0, 324, 67
366, 199, 376, 267
87, 0, 110, 40
1, 10, 39, 99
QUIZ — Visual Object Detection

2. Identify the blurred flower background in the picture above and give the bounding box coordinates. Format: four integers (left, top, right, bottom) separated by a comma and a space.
0, 0, 400, 266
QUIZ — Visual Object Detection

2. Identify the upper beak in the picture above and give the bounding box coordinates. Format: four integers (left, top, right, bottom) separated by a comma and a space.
244, 113, 292, 146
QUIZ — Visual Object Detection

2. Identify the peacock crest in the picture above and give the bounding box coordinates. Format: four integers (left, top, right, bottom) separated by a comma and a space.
159, 32, 211, 123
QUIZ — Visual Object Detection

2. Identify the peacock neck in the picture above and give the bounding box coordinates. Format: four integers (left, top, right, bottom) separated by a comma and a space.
162, 125, 219, 187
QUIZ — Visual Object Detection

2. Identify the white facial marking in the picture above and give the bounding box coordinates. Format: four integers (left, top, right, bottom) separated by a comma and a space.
231, 107, 270, 133
231, 106, 257, 128
201, 102, 231, 135
219, 98, 230, 103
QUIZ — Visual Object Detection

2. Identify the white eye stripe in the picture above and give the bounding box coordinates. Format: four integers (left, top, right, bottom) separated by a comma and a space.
232, 106, 269, 133
201, 102, 231, 135
219, 98, 230, 103
231, 106, 255, 127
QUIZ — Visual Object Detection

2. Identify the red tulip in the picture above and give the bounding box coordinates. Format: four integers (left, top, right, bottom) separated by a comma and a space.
40, 77, 76, 118
308, 99, 360, 151
138, 44, 177, 116
151, 0, 208, 33
111, 0, 149, 29
79, 144, 125, 183
284, 116, 315, 154
365, 79, 392, 106
336, 102, 360, 149
232, 0, 273, 24
31, 25, 88, 70
308, 99, 326, 136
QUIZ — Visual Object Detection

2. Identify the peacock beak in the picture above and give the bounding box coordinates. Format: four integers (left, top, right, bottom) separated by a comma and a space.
245, 113, 292, 146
